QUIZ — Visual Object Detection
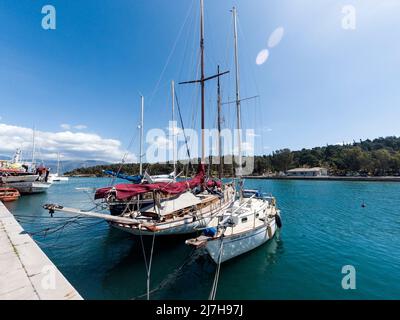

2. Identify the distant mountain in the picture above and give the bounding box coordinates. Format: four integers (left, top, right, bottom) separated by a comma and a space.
0, 154, 109, 174
44, 160, 110, 174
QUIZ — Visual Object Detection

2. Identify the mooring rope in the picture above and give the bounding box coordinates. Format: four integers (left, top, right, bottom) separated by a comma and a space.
138, 228, 157, 300
131, 247, 197, 300
209, 235, 224, 300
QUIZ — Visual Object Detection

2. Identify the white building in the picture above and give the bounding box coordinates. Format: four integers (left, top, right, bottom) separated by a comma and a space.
286, 167, 328, 177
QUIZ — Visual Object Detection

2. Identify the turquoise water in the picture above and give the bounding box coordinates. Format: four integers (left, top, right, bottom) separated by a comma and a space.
4, 178, 400, 299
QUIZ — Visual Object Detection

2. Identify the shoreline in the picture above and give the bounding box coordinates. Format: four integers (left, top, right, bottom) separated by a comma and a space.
66, 174, 400, 182
242, 176, 400, 182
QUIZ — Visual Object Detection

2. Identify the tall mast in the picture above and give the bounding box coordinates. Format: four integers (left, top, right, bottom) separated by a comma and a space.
32, 126, 36, 168
57, 152, 60, 175
179, 0, 229, 168
232, 6, 242, 177
217, 65, 223, 179
200, 0, 205, 164
139, 95, 144, 175
171, 80, 176, 180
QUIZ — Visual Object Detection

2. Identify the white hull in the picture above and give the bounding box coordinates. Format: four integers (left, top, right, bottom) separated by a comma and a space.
0, 174, 39, 183
48, 174, 69, 182
206, 219, 278, 263
7, 181, 52, 194
51, 177, 69, 182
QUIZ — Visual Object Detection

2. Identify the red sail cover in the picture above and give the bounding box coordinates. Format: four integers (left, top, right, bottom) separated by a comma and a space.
206, 180, 222, 188
95, 165, 206, 201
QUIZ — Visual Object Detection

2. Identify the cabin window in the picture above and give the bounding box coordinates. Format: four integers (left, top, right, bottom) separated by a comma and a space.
241, 217, 248, 223
256, 213, 259, 218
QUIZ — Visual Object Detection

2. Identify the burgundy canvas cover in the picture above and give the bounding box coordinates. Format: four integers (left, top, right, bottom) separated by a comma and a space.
206, 180, 222, 188
95, 164, 205, 200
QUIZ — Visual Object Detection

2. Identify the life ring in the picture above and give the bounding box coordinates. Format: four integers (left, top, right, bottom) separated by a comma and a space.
275, 213, 282, 229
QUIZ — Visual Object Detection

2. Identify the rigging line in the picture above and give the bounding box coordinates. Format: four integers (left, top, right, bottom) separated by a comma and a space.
148, 1, 194, 108
110, 128, 139, 186
236, 16, 261, 97
175, 90, 193, 171
237, 17, 265, 157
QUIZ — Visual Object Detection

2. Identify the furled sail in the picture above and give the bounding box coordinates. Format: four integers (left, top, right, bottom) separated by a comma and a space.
103, 170, 143, 183
95, 165, 206, 200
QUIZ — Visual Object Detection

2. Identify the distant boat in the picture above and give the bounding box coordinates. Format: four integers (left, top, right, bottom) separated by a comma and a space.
0, 188, 20, 202
0, 135, 53, 195
48, 153, 69, 182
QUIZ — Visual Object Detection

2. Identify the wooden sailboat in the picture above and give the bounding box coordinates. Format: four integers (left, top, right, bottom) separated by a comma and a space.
104, 94, 176, 216
186, 6, 282, 263
44, 0, 236, 236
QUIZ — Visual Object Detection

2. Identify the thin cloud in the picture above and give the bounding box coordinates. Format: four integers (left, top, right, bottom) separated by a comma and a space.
60, 124, 71, 130
74, 124, 87, 130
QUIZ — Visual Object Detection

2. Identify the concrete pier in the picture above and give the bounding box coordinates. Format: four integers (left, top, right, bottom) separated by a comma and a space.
0, 202, 82, 300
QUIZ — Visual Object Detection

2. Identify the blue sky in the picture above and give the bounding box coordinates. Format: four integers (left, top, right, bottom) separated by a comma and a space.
1, 0, 400, 162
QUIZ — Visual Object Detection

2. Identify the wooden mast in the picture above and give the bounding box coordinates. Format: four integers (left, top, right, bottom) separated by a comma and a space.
179, 0, 229, 169
200, 0, 205, 164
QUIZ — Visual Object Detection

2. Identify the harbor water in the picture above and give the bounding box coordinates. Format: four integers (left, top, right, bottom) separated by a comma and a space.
4, 178, 400, 299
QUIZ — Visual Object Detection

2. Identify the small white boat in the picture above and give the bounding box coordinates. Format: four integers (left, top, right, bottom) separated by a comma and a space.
186, 191, 282, 263
48, 173, 69, 182
48, 153, 69, 182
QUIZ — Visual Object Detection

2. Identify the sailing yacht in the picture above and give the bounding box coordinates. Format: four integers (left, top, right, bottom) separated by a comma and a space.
186, 7, 282, 263
49, 153, 69, 182
44, 0, 236, 236
102, 95, 177, 216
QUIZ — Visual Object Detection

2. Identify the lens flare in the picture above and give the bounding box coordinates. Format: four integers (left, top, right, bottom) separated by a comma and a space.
256, 49, 269, 65
268, 27, 284, 48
